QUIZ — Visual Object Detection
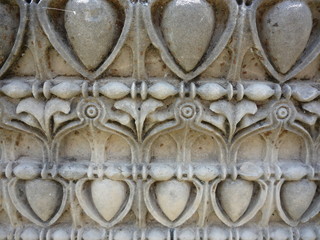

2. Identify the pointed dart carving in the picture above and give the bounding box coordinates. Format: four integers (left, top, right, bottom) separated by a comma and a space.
65, 0, 120, 70
161, 0, 215, 72
261, 1, 312, 74
155, 180, 191, 221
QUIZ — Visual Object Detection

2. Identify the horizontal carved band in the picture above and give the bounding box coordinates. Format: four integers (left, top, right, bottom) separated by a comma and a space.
1, 225, 319, 240
3, 162, 320, 181
0, 94, 318, 229
0, 0, 320, 82
0, 80, 320, 102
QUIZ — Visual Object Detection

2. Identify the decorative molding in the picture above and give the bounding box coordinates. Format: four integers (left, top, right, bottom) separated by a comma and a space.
0, 0, 319, 238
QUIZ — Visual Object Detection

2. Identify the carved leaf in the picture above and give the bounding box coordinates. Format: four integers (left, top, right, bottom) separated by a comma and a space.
114, 98, 138, 121
291, 85, 319, 102
17, 113, 41, 130
16, 98, 72, 138
297, 101, 320, 127
109, 111, 132, 127
114, 98, 163, 141
209, 100, 257, 140
303, 101, 320, 116
44, 99, 71, 133
139, 99, 163, 136
239, 107, 270, 131
16, 98, 45, 129
53, 112, 78, 133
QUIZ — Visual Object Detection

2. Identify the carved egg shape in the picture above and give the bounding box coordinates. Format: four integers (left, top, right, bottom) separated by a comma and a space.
217, 179, 253, 222
260, 1, 312, 74
155, 180, 191, 221
25, 179, 63, 222
91, 179, 128, 221
64, 0, 120, 70
281, 180, 317, 220
0, 3, 19, 66
161, 0, 215, 72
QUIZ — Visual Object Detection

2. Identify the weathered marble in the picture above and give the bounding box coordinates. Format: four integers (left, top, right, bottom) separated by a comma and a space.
0, 0, 318, 239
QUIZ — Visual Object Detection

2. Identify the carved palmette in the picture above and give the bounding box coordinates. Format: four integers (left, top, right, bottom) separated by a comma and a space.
0, 80, 318, 237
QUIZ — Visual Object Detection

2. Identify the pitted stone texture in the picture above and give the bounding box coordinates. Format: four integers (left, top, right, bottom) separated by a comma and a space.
25, 179, 63, 222
0, 0, 319, 238
161, 0, 215, 72
260, 0, 312, 74
65, 0, 120, 70
0, 3, 19, 66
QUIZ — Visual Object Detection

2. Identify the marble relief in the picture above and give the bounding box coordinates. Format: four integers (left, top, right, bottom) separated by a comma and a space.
0, 0, 319, 239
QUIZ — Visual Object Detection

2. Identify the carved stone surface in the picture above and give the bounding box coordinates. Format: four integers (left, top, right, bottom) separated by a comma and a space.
0, 0, 319, 239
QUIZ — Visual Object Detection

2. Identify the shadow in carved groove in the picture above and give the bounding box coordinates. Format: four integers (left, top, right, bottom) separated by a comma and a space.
59, 128, 131, 163
236, 134, 266, 163
150, 130, 221, 163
